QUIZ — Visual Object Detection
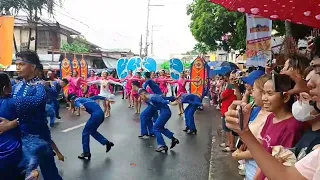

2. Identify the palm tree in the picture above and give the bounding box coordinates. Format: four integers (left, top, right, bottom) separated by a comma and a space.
0, 0, 60, 52
193, 42, 210, 57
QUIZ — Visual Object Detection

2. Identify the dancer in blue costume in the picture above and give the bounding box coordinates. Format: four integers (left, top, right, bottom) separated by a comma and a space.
0, 73, 29, 180
13, 51, 63, 180
0, 71, 59, 180
173, 94, 203, 134
68, 94, 114, 160
138, 89, 179, 153
45, 79, 69, 127
49, 79, 69, 120
133, 72, 162, 138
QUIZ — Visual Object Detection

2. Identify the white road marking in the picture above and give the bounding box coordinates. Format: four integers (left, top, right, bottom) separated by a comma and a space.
61, 123, 86, 133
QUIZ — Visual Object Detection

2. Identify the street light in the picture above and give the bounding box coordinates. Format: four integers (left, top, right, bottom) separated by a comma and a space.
145, 0, 164, 57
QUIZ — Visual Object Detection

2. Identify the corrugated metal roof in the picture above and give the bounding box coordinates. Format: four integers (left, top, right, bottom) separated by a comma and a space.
14, 16, 80, 35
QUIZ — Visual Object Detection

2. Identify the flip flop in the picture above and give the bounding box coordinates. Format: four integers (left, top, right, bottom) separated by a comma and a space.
222, 147, 236, 152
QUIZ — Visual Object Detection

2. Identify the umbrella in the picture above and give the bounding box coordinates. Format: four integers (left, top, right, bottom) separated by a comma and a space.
210, 66, 232, 78
208, 61, 222, 68
221, 61, 239, 70
210, 0, 320, 29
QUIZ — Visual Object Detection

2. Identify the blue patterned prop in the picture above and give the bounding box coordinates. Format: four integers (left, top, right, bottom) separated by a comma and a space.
116, 57, 129, 79
127, 56, 142, 74
142, 57, 157, 72
169, 58, 184, 80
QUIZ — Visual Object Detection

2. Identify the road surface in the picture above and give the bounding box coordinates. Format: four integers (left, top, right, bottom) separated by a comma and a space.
46, 97, 240, 180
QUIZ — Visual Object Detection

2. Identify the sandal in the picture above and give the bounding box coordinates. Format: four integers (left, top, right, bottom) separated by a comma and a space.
222, 147, 236, 152
219, 143, 229, 147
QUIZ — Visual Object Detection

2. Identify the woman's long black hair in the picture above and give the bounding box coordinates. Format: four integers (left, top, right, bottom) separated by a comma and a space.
0, 72, 11, 96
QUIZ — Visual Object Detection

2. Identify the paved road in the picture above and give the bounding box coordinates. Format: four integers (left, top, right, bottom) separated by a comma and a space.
46, 97, 240, 180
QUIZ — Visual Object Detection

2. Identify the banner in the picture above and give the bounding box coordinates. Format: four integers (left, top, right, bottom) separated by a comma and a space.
60, 55, 72, 97
72, 55, 81, 77
190, 56, 209, 99
0, 16, 14, 67
80, 56, 88, 79
245, 14, 272, 67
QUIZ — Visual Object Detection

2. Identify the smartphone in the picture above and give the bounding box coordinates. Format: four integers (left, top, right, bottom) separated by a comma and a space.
267, 59, 276, 67
236, 138, 243, 149
238, 106, 244, 130
272, 72, 294, 92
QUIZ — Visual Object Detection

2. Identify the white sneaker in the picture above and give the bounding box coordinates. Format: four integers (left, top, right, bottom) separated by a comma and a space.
54, 119, 63, 124
238, 164, 245, 170
238, 169, 245, 176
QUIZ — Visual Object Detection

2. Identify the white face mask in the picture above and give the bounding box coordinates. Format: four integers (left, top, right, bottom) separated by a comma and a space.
292, 100, 319, 122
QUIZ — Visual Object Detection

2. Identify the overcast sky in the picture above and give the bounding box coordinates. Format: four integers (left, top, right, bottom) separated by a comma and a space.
42, 0, 196, 59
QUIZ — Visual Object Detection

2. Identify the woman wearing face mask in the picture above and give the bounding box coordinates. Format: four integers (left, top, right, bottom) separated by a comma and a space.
291, 69, 320, 162
232, 74, 271, 179
253, 76, 305, 180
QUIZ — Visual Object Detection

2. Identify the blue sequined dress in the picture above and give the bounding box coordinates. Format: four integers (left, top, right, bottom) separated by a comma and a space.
0, 97, 23, 179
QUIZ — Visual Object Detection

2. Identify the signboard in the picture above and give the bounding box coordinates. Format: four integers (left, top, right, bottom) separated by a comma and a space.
0, 16, 14, 67
246, 14, 272, 67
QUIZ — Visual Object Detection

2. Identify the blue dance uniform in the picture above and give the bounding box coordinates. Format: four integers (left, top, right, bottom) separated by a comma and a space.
0, 97, 23, 179
139, 79, 163, 136
13, 77, 62, 180
181, 94, 202, 131
143, 79, 162, 95
50, 81, 62, 118
74, 98, 110, 154
147, 95, 175, 146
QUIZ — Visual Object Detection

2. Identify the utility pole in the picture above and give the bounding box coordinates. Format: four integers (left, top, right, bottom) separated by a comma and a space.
151, 25, 161, 56
144, 0, 164, 57
139, 34, 143, 57
144, 0, 151, 57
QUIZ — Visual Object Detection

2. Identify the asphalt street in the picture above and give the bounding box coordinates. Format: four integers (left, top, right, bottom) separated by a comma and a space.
46, 96, 240, 180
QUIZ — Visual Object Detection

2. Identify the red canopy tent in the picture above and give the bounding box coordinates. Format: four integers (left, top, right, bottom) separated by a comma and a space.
210, 0, 320, 29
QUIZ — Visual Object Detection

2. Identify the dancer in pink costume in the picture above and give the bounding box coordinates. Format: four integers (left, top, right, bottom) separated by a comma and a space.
87, 70, 100, 97
68, 71, 87, 115
68, 71, 87, 97
131, 72, 145, 114
156, 70, 172, 96
121, 70, 134, 107
170, 71, 199, 115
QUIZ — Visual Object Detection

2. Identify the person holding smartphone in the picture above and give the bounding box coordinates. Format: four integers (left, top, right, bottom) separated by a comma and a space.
232, 74, 271, 179
226, 74, 306, 180
225, 61, 320, 180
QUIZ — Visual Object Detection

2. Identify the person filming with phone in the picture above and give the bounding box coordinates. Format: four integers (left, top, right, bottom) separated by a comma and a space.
226, 60, 320, 180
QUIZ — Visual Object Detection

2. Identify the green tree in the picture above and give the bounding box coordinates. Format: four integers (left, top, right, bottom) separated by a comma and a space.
160, 61, 191, 71
187, 0, 312, 54
187, 0, 246, 52
61, 42, 89, 53
160, 61, 170, 71
184, 62, 191, 69
193, 42, 210, 56
0, 0, 61, 52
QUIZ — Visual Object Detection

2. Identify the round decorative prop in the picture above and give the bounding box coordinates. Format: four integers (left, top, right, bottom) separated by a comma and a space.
169, 58, 184, 80
127, 56, 142, 74
117, 57, 129, 79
